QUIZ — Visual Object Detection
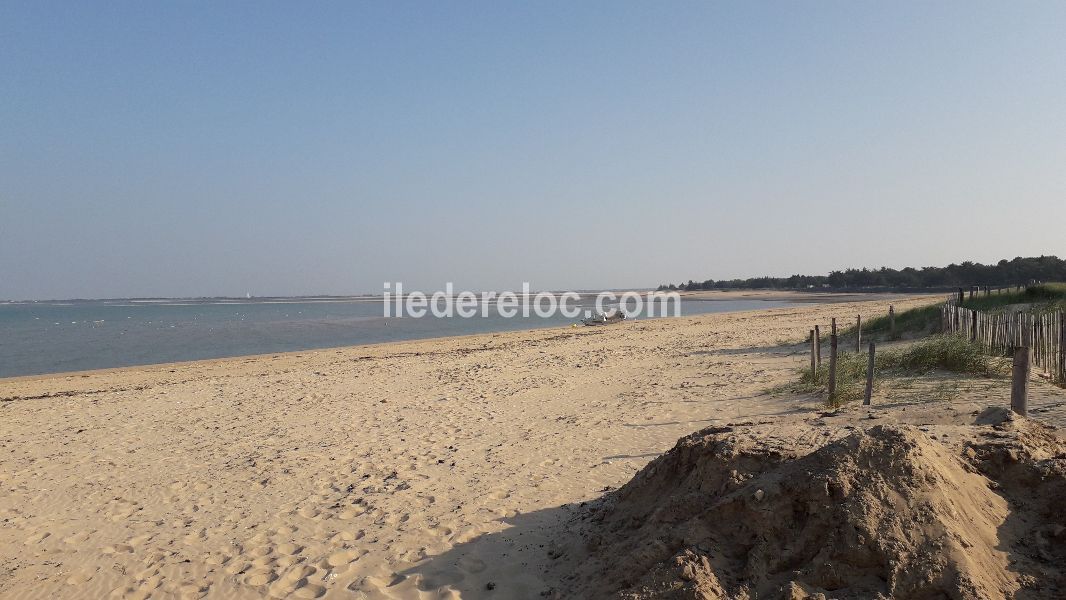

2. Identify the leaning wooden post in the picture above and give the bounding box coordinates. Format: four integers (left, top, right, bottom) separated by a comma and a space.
809, 329, 817, 379
828, 333, 838, 402
1011, 347, 1030, 416
889, 305, 896, 339
957, 287, 964, 305
856, 314, 862, 352
970, 309, 977, 342
863, 342, 875, 406
815, 325, 822, 367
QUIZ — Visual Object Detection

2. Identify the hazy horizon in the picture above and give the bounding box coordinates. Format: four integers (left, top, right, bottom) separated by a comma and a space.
3, 2, 1065, 300
0, 255, 1054, 302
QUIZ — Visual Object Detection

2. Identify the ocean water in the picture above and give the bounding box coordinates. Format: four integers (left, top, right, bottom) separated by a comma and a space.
0, 297, 792, 378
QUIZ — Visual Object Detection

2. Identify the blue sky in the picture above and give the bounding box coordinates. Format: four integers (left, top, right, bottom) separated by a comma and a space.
2, 2, 1065, 299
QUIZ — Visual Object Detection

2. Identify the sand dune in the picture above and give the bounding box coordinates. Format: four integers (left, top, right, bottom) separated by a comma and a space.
560, 408, 1066, 598
5, 295, 1063, 599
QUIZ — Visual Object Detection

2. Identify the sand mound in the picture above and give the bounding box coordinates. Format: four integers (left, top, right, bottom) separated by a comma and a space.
561, 413, 1066, 599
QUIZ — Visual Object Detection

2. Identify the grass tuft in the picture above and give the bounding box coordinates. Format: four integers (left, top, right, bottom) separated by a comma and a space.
790, 351, 874, 407
877, 335, 1003, 377
783, 335, 1005, 408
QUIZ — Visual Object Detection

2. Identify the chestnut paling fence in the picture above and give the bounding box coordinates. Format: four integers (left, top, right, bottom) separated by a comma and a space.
941, 299, 1066, 384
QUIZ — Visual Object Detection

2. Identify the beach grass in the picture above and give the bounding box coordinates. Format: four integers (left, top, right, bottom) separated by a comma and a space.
839, 303, 943, 342
784, 335, 1005, 407
957, 282, 1066, 313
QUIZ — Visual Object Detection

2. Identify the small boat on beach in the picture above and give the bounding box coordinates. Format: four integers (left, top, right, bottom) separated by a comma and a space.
581, 310, 627, 326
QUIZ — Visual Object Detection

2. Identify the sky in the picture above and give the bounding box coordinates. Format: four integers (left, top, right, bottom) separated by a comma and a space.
2, 1, 1065, 299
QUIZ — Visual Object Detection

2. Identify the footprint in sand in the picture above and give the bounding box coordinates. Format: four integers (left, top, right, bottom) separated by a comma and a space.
65, 569, 95, 585
265, 564, 317, 598
290, 584, 325, 598
449, 525, 482, 544
138, 574, 163, 592
337, 506, 365, 520
400, 547, 427, 562
325, 548, 368, 568
109, 575, 162, 600
63, 530, 92, 545
330, 529, 365, 544
248, 544, 273, 558
243, 567, 277, 586
428, 523, 454, 538
414, 569, 468, 591
133, 565, 159, 581
24, 531, 51, 544
204, 550, 230, 566
176, 583, 208, 599
224, 561, 251, 576
296, 506, 321, 519
127, 533, 153, 546
183, 529, 207, 545
383, 512, 410, 526
251, 554, 276, 568
279, 555, 306, 569
456, 555, 487, 574
275, 542, 303, 556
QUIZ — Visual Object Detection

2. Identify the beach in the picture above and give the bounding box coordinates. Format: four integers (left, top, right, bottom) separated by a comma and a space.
5, 294, 1065, 599
0, 295, 796, 379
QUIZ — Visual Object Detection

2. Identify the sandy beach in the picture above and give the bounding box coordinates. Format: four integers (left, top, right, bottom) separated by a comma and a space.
4, 295, 1066, 599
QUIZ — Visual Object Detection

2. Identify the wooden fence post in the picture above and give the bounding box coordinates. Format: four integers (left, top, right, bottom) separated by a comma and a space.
815, 325, 822, 367
1059, 317, 1065, 384
889, 305, 896, 339
1011, 347, 1030, 416
958, 287, 964, 305
856, 314, 862, 352
863, 342, 875, 406
810, 329, 816, 379
828, 333, 838, 402
970, 309, 977, 342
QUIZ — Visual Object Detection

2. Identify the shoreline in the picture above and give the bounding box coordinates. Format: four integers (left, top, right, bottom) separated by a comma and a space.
0, 293, 940, 385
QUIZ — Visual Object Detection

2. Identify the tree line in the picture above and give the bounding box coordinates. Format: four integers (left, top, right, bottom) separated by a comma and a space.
657, 256, 1066, 291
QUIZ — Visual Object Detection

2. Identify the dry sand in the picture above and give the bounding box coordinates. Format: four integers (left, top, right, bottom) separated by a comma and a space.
2, 295, 1064, 599
562, 409, 1066, 599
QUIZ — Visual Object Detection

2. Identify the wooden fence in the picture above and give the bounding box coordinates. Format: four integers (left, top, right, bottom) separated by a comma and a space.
941, 299, 1066, 384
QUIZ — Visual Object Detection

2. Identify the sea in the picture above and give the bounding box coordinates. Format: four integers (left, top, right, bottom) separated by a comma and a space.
0, 296, 793, 378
